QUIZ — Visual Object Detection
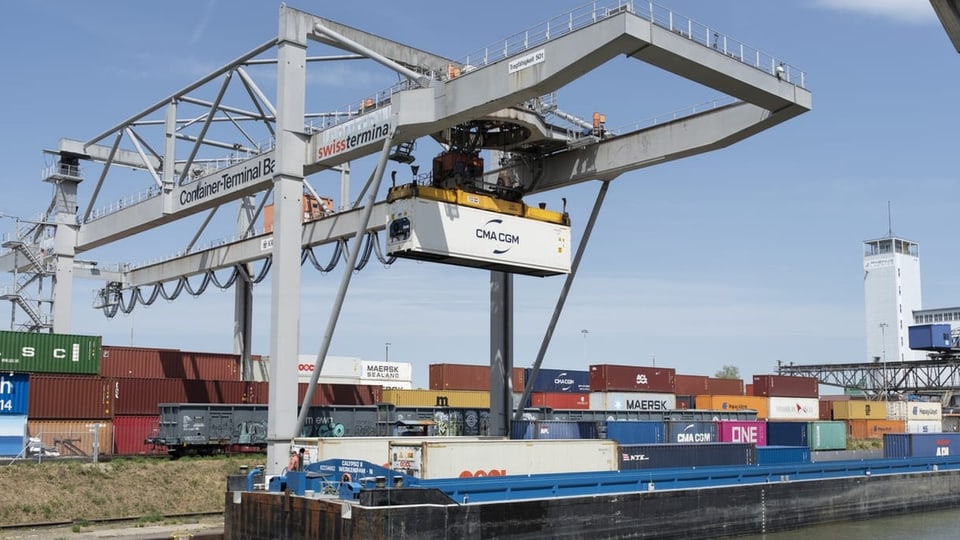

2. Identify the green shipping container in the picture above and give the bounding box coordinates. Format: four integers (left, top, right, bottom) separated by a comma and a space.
0, 331, 101, 375
809, 420, 847, 451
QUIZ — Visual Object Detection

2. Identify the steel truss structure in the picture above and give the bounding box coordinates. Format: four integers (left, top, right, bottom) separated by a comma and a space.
777, 356, 960, 395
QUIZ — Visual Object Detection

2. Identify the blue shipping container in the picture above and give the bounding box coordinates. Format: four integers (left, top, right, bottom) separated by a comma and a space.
618, 442, 756, 470
883, 433, 960, 458
523, 368, 590, 393
0, 415, 26, 457
605, 421, 666, 445
0, 373, 28, 415
666, 421, 718, 444
767, 421, 809, 447
511, 420, 598, 440
756, 445, 811, 465
908, 324, 952, 351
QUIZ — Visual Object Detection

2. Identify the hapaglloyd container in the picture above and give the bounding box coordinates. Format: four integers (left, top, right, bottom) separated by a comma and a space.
510, 420, 599, 440
752, 375, 818, 398
695, 395, 768, 419
0, 331, 101, 375
0, 415, 26, 457
847, 419, 905, 439
883, 433, 960, 458
766, 422, 808, 447
617, 442, 756, 470
666, 421, 718, 444
809, 421, 846, 450
767, 397, 819, 420
388, 439, 618, 479
831, 400, 887, 420
589, 392, 676, 412
589, 365, 676, 393
717, 421, 767, 446
907, 402, 942, 421
906, 420, 942, 434
0, 373, 29, 415
523, 368, 590, 393
605, 421, 666, 444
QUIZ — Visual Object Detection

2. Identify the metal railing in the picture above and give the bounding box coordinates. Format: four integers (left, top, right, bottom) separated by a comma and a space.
609, 96, 741, 134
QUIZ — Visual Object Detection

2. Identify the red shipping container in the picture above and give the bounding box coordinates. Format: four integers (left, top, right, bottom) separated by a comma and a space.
28, 375, 114, 420
113, 379, 262, 415
745, 383, 753, 396
588, 364, 676, 393
530, 392, 590, 409
297, 383, 382, 406
429, 364, 525, 391
675, 375, 709, 396
707, 378, 744, 396
113, 415, 164, 455
101, 345, 242, 380
819, 400, 833, 420
752, 375, 819, 398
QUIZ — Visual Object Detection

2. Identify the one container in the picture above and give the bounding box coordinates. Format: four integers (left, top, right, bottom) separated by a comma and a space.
831, 400, 887, 420
382, 389, 490, 408
767, 397, 819, 420
26, 419, 113, 457
766, 421, 809, 447
751, 375, 818, 398
529, 392, 590, 409
0, 415, 26, 457
907, 402, 942, 421
907, 324, 952, 350
510, 420, 598, 440
523, 368, 590, 393
847, 419, 906, 440
694, 395, 768, 419
429, 364, 524, 391
617, 442, 755, 470
113, 415, 162, 455
588, 392, 676, 412
666, 421, 718, 444
809, 421, 846, 450
0, 373, 29, 415
28, 375, 113, 419
755, 445, 811, 465
589, 365, 676, 393
604, 421, 666, 445
883, 433, 960, 458
674, 375, 708, 396
906, 420, 942, 434
0, 331, 101, 375
706, 378, 744, 396
717, 420, 767, 446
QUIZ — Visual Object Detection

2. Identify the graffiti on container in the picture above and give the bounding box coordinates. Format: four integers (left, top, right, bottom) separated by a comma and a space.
236, 421, 266, 444
353, 422, 378, 437
459, 469, 506, 478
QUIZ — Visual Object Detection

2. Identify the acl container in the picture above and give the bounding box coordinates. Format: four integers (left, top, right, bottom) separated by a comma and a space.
0, 331, 101, 375
717, 420, 767, 446
589, 392, 676, 412
751, 375, 818, 398
883, 433, 960, 458
589, 365, 676, 393
617, 442, 756, 470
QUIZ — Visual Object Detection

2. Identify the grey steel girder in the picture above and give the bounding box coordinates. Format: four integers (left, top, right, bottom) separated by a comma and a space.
932, 0, 960, 53
779, 358, 960, 393
57, 139, 163, 171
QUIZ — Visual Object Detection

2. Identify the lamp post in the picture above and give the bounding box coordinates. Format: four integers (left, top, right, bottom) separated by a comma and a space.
385, 341, 391, 363
580, 329, 589, 363
879, 323, 888, 400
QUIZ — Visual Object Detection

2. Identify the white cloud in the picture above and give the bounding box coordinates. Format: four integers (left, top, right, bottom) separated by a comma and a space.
814, 0, 936, 23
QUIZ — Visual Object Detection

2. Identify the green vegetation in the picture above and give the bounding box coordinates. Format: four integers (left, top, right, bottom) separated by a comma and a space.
714, 365, 740, 379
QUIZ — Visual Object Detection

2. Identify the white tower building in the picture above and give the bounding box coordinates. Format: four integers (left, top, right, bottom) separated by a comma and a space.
863, 236, 923, 362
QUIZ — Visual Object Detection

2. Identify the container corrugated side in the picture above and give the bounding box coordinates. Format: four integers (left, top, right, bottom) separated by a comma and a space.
604, 421, 666, 444
0, 373, 29, 415
0, 331, 101, 375
114, 379, 263, 415
752, 375, 819, 398
906, 420, 942, 434
102, 346, 241, 380
809, 421, 846, 450
695, 395, 768, 419
429, 364, 524, 391
382, 389, 489, 408
883, 433, 960, 458
28, 375, 113, 419
510, 420, 598, 440
847, 419, 905, 439
618, 442, 755, 470
717, 421, 767, 446
297, 383, 382, 406
27, 419, 113, 457
886, 401, 908, 420
755, 445, 810, 465
674, 375, 708, 396
767, 397, 819, 420
665, 421, 718, 444
589, 392, 676, 412
831, 401, 887, 420
766, 421, 809, 447
589, 364, 676, 393
290, 436, 504, 470
706, 378, 744, 396
113, 415, 163, 455
530, 392, 589, 409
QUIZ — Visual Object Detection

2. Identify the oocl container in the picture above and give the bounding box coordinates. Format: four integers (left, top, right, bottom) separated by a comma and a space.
0, 373, 29, 416
717, 420, 767, 446
751, 375, 818, 398
767, 397, 819, 420
617, 442, 756, 470
523, 368, 590, 393
809, 421, 846, 450
0, 331, 101, 375
695, 395, 768, 419
883, 433, 960, 458
604, 421, 666, 445
588, 392, 676, 412
666, 421, 718, 444
589, 364, 676, 393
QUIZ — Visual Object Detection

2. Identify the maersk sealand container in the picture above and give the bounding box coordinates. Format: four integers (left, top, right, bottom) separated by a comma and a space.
0, 331, 101, 375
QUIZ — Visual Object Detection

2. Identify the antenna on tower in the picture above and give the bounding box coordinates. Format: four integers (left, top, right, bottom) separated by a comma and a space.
887, 201, 893, 237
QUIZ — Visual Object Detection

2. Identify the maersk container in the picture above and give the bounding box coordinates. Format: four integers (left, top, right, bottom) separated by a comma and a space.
0, 331, 101, 375
666, 421, 718, 444
883, 432, 960, 458
718, 421, 767, 446
589, 364, 676, 393
0, 415, 26, 457
617, 442, 756, 470
766, 421, 809, 447
588, 392, 676, 412
809, 421, 846, 450
389, 439, 618, 478
767, 397, 819, 420
510, 420, 598, 440
752, 375, 818, 398
523, 368, 590, 393
906, 420, 942, 434
907, 323, 952, 350
755, 445, 811, 465
604, 421, 666, 444
0, 373, 29, 416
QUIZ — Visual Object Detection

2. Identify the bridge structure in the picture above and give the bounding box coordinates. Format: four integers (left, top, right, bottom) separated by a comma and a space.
0, 2, 810, 474
777, 356, 960, 398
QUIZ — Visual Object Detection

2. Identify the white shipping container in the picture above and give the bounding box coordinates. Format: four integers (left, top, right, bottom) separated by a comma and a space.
886, 401, 908, 421
907, 402, 942, 421
589, 392, 676, 412
906, 420, 943, 434
358, 361, 414, 383
767, 397, 819, 420
389, 439, 618, 479
295, 375, 413, 389
290, 436, 503, 469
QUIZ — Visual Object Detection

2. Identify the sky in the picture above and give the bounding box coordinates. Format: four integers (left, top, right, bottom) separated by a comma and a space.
0, 0, 957, 389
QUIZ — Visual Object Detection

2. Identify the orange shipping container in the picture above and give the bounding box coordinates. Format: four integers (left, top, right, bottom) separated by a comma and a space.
263, 193, 333, 233
847, 419, 906, 440
695, 395, 769, 419
832, 400, 887, 420
27, 420, 114, 457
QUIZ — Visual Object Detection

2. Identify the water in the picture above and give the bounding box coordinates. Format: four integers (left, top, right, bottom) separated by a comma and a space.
735, 507, 960, 539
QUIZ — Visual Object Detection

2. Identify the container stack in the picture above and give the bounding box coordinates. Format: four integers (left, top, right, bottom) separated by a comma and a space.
294, 355, 414, 390
588, 364, 677, 411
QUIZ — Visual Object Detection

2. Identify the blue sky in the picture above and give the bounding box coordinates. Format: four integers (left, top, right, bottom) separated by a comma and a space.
0, 1, 956, 388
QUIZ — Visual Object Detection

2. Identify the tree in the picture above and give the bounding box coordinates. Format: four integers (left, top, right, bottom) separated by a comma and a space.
715, 365, 740, 379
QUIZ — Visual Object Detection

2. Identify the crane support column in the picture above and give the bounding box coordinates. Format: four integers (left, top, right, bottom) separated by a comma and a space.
489, 271, 514, 436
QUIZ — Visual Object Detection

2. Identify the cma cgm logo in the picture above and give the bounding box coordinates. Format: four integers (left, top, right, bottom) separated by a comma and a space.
476, 219, 519, 255
554, 373, 575, 391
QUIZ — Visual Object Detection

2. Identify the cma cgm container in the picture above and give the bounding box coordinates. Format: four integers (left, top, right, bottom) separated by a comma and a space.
706, 378, 744, 396
510, 420, 598, 440
752, 375, 818, 398
883, 433, 960, 458
695, 395, 768, 419
0, 373, 29, 415
429, 364, 524, 391
589, 365, 676, 393
0, 331, 101, 375
28, 375, 113, 419
589, 392, 676, 412
666, 421, 718, 444
101, 345, 241, 380
382, 388, 489, 408
767, 397, 819, 420
618, 442, 756, 470
605, 421, 666, 445
718, 421, 767, 446
530, 392, 589, 409
523, 368, 590, 393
